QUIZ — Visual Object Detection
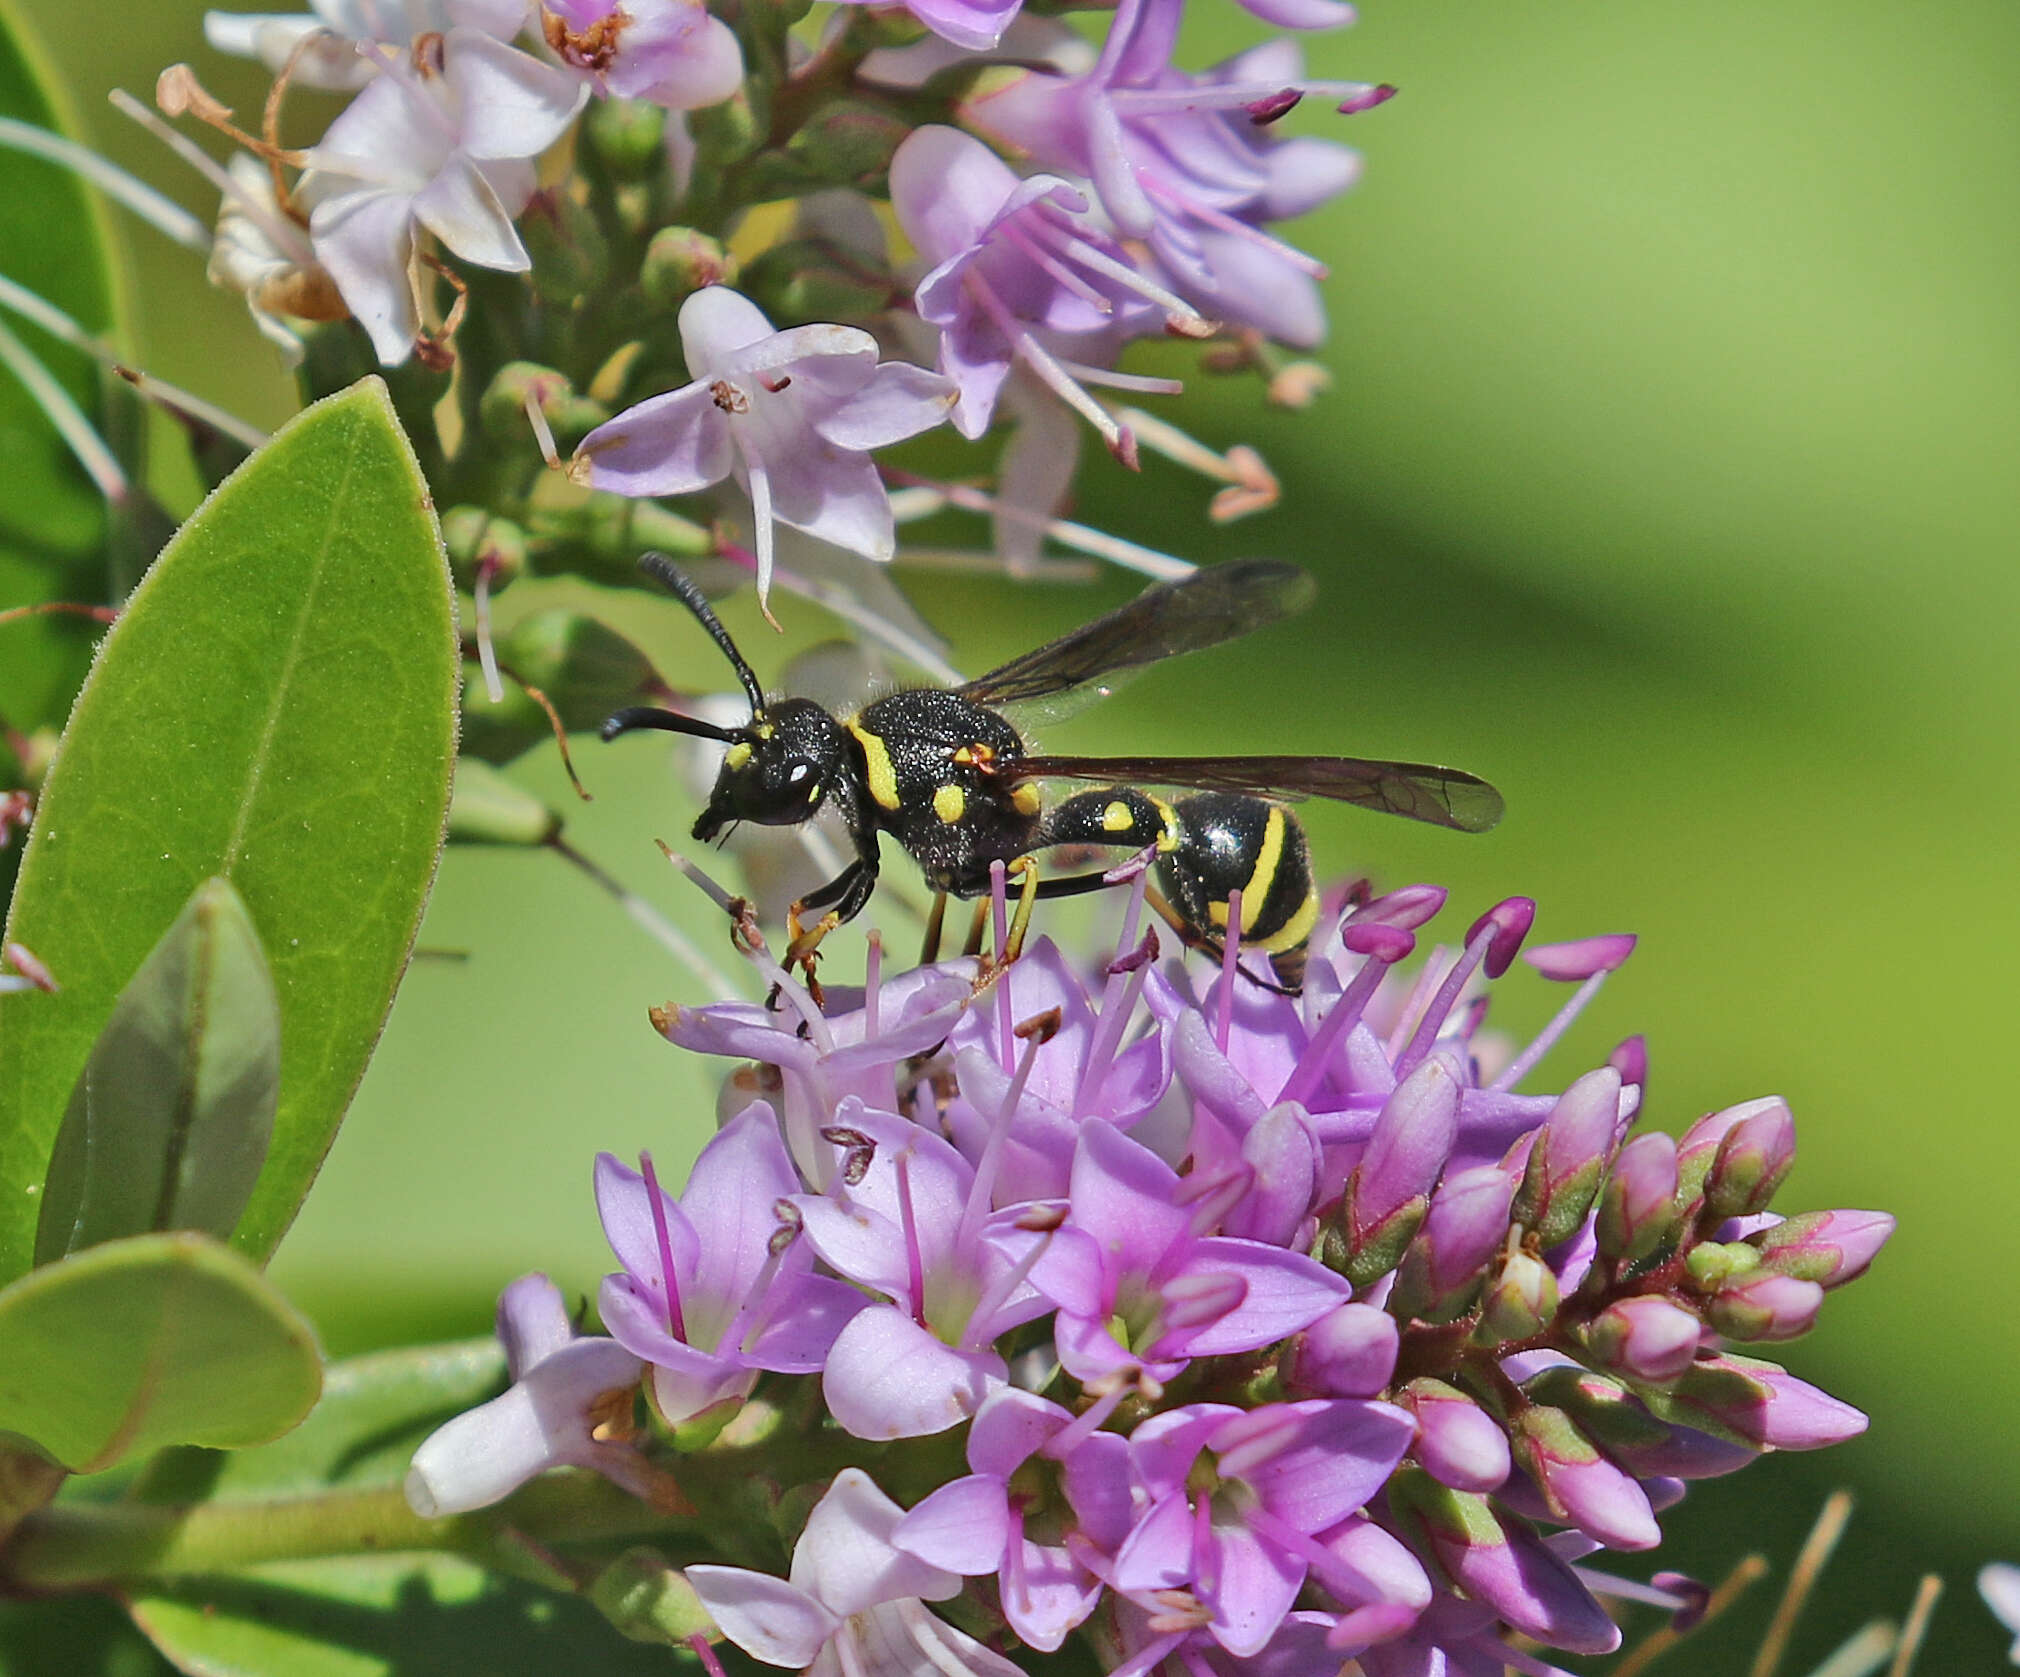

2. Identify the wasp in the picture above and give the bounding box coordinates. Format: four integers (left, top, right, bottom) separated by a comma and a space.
603, 554, 1501, 992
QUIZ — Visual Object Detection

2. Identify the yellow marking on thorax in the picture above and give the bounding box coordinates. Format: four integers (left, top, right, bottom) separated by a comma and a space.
1237, 807, 1287, 933
1012, 783, 1042, 817
847, 720, 902, 810
724, 741, 753, 771
933, 783, 966, 823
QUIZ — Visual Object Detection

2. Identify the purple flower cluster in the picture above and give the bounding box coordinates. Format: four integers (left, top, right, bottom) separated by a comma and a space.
408, 875, 1892, 1675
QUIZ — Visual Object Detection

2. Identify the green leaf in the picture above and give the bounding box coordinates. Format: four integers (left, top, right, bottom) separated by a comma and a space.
114, 1342, 679, 1677
34, 877, 280, 1266
0, 1232, 321, 1473
0, 379, 458, 1285
0, 0, 125, 738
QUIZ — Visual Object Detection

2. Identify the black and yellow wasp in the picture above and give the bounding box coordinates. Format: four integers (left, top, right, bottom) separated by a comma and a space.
603, 555, 1502, 992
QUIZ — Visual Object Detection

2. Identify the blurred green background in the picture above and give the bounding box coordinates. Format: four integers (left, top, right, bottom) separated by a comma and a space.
8, 0, 2017, 1666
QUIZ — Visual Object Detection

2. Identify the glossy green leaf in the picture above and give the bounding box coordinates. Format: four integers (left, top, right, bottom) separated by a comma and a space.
0, 0, 124, 739
34, 877, 279, 1266
0, 1232, 321, 1473
0, 379, 458, 1284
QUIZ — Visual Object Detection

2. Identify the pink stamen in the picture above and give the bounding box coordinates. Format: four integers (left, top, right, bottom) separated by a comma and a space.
963, 1222, 1054, 1350
1074, 864, 1153, 1116
1191, 1488, 1218, 1592
1045, 1379, 1128, 1459
1107, 80, 1379, 117
687, 1632, 731, 1677
990, 858, 1015, 1072
1393, 921, 1498, 1080
1142, 175, 1329, 278
967, 268, 1137, 463
1000, 218, 1115, 314
1278, 929, 1414, 1108
1488, 970, 1613, 1093
1216, 888, 1242, 1053
960, 1026, 1046, 1253
638, 1151, 686, 1341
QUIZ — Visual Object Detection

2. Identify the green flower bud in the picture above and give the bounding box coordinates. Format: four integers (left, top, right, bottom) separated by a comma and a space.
780, 98, 910, 187
480, 363, 611, 452
518, 188, 610, 301
588, 1549, 714, 1646
1683, 1239, 1761, 1289
584, 97, 670, 179
441, 507, 530, 594
448, 757, 560, 847
642, 227, 738, 310
1478, 1249, 1558, 1341
689, 84, 767, 167
501, 610, 662, 731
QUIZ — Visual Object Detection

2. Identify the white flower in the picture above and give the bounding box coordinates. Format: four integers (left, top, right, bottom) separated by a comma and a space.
297, 27, 585, 364
203, 0, 528, 91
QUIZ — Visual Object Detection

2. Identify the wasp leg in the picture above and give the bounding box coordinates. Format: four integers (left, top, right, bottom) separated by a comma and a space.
960, 897, 990, 958
1138, 885, 1299, 997
1004, 856, 1041, 963
786, 861, 879, 1005
920, 891, 949, 966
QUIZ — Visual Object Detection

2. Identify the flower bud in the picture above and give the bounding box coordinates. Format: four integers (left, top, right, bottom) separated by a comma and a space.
480, 363, 610, 452
1521, 933, 1636, 981
1583, 1295, 1702, 1384
1703, 1098, 1795, 1220
689, 83, 766, 165
1512, 1066, 1622, 1249
1509, 1404, 1660, 1550
739, 237, 894, 325
589, 1549, 713, 1645
780, 99, 912, 187
1750, 1208, 1895, 1287
1479, 1248, 1558, 1341
1683, 1239, 1761, 1290
519, 188, 610, 302
1399, 1379, 1509, 1492
1642, 1352, 1866, 1450
448, 758, 562, 848
1524, 1364, 1754, 1480
583, 96, 669, 179
1706, 1272, 1823, 1342
1339, 1055, 1459, 1285
502, 611, 662, 727
641, 227, 737, 309
442, 506, 530, 594
1385, 1469, 1620, 1655
1388, 1164, 1518, 1321
1596, 1131, 1680, 1264
1288, 1302, 1398, 1397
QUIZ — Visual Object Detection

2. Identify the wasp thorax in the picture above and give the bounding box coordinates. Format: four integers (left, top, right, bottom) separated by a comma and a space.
692, 698, 845, 840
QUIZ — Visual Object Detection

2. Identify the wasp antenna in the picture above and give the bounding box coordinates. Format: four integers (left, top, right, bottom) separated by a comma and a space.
637, 552, 767, 715
601, 705, 741, 746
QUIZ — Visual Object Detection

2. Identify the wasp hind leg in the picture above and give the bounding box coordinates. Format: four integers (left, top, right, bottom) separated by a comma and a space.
785, 860, 877, 1008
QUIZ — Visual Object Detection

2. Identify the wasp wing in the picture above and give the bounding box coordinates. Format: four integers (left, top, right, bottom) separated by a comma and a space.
1011, 754, 1505, 834
956, 559, 1316, 710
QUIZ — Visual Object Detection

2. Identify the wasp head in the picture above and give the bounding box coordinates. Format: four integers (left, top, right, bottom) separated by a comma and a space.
691, 697, 842, 841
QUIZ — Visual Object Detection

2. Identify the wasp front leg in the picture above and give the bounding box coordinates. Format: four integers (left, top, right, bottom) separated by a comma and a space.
784, 854, 880, 1005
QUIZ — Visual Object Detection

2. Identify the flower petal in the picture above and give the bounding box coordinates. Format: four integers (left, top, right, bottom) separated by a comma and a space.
687, 1567, 839, 1668
577, 382, 734, 497
412, 153, 529, 270
811, 360, 959, 452
822, 1305, 1005, 1440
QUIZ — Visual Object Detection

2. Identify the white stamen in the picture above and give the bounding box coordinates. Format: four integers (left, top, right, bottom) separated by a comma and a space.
0, 314, 126, 502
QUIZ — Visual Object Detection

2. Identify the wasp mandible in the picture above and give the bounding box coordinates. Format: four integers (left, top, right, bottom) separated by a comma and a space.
603, 555, 1502, 992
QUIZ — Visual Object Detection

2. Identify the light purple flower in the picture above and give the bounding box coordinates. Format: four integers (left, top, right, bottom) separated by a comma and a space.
890, 125, 1202, 458
893, 1387, 1130, 1649
1979, 1563, 2020, 1665
202, 0, 526, 91
1111, 1399, 1413, 1654
539, 0, 742, 111
405, 1272, 648, 1516
793, 1103, 1050, 1438
594, 1107, 867, 1426
688, 1468, 1026, 1677
573, 287, 957, 616
1031, 1118, 1351, 1383
967, 0, 1383, 346
298, 27, 586, 364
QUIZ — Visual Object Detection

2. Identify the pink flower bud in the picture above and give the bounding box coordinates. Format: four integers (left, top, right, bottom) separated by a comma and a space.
1752, 1209, 1895, 1287
1290, 1303, 1399, 1397
1596, 1132, 1680, 1262
1510, 1404, 1661, 1551
1513, 1066, 1622, 1248
1607, 1033, 1648, 1093
1705, 1098, 1795, 1219
1480, 1249, 1559, 1341
1400, 1379, 1510, 1492
1659, 1354, 1866, 1450
1341, 1054, 1460, 1283
1388, 1164, 1518, 1321
1707, 1272, 1823, 1342
1585, 1294, 1703, 1384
